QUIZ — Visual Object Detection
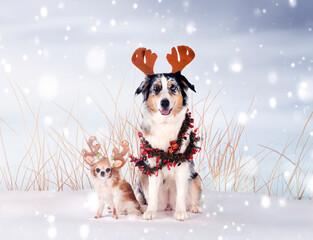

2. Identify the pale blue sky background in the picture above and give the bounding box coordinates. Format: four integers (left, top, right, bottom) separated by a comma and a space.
0, 0, 313, 186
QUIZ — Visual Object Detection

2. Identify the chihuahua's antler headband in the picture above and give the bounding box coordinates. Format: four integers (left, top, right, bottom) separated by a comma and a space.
131, 45, 195, 75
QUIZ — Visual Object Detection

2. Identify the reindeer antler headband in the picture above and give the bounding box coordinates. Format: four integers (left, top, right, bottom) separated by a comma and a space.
131, 45, 195, 75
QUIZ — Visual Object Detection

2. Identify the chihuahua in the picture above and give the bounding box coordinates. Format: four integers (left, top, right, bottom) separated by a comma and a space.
82, 137, 141, 219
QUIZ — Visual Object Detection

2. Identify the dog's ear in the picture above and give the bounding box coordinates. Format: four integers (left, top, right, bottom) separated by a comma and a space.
174, 71, 196, 92
135, 81, 146, 95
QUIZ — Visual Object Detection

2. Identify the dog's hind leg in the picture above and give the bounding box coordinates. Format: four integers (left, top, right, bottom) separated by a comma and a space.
187, 174, 202, 213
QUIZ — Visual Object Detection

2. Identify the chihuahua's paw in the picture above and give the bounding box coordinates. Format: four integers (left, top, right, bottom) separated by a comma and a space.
140, 204, 148, 213
143, 210, 156, 220
94, 215, 101, 219
190, 205, 201, 213
128, 208, 142, 216
112, 214, 118, 219
174, 210, 188, 221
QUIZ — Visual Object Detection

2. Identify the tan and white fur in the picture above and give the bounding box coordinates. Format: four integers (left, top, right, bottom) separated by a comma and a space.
82, 137, 141, 219
134, 72, 202, 221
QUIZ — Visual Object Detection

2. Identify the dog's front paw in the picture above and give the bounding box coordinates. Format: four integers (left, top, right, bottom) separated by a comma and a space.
94, 215, 101, 219
143, 210, 156, 220
175, 210, 188, 221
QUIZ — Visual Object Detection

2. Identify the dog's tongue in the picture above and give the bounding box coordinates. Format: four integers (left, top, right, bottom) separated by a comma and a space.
161, 109, 170, 115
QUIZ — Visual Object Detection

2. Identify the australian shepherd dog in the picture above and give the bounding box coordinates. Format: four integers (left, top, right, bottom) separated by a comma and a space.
132, 46, 202, 221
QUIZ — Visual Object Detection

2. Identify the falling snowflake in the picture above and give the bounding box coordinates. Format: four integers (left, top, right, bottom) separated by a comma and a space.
269, 97, 277, 109
58, 2, 65, 9
287, 91, 293, 98
86, 96, 93, 105
238, 112, 248, 125
44, 116, 53, 126
278, 198, 286, 207
289, 0, 297, 8
261, 195, 271, 208
230, 62, 242, 73
110, 19, 116, 27
22, 54, 28, 61
213, 63, 219, 73
40, 7, 48, 18
186, 22, 197, 34
63, 127, 70, 137
297, 81, 313, 101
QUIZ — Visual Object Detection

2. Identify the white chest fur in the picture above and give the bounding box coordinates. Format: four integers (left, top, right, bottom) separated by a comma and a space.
93, 177, 114, 206
142, 107, 187, 151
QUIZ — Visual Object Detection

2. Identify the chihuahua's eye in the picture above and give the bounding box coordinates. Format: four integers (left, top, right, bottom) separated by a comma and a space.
96, 168, 100, 173
106, 168, 111, 173
153, 85, 160, 93
170, 85, 177, 92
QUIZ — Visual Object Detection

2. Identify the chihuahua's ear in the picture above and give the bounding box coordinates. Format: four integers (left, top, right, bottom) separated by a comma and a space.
174, 71, 196, 92
112, 147, 127, 169
82, 149, 94, 167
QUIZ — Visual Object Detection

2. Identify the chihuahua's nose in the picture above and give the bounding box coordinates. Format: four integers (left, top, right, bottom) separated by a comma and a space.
101, 171, 105, 177
161, 98, 169, 108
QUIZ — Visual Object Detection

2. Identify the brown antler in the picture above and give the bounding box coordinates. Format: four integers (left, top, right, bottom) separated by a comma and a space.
81, 136, 102, 166
131, 48, 157, 75
166, 45, 195, 73
87, 136, 101, 155
112, 140, 129, 169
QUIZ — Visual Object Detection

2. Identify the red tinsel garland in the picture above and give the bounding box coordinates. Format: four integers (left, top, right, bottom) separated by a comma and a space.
130, 111, 200, 176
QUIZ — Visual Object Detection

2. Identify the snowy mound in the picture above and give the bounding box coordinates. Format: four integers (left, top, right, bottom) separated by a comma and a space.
1, 190, 312, 240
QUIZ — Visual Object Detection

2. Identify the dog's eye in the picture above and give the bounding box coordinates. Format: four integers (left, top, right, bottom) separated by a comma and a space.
153, 85, 160, 93
96, 168, 100, 173
170, 85, 177, 92
106, 168, 111, 173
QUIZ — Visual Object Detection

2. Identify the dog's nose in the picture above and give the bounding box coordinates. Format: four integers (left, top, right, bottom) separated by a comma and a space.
161, 99, 169, 108
101, 171, 105, 177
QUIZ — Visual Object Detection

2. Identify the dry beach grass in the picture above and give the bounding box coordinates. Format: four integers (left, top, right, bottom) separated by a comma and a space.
0, 76, 312, 199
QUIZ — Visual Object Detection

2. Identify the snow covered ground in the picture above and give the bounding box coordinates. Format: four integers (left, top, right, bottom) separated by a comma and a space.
1, 189, 312, 240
